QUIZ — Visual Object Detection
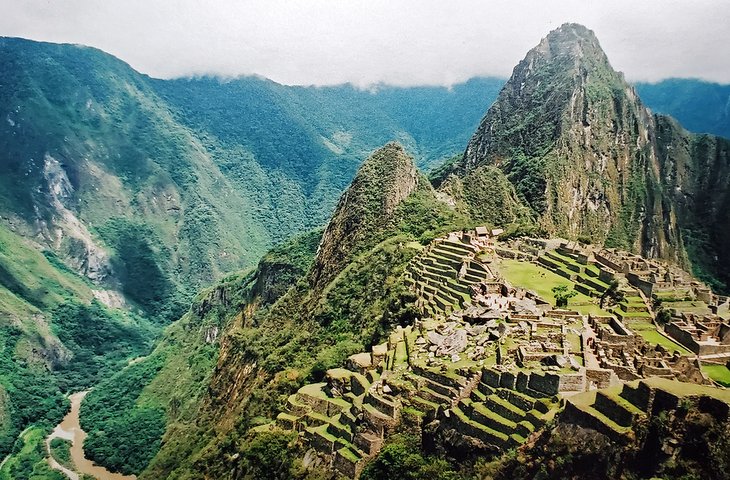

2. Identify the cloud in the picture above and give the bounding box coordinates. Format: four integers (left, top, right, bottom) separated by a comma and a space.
0, 0, 728, 86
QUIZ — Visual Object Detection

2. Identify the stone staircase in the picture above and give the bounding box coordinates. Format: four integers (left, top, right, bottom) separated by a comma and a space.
405, 237, 492, 318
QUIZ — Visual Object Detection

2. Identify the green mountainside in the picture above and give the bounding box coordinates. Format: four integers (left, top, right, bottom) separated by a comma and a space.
95, 24, 730, 480
132, 144, 467, 479
1, 24, 730, 480
0, 37, 497, 472
442, 23, 730, 292
0, 36, 503, 311
636, 79, 730, 139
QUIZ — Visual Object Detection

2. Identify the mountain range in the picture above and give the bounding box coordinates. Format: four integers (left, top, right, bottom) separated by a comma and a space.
1, 22, 730, 480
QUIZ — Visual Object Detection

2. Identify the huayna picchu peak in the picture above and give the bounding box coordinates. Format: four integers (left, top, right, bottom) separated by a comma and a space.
1, 10, 730, 480
443, 22, 730, 293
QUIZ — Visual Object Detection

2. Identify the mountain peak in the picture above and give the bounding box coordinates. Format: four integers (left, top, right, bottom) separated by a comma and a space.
308, 142, 418, 289
523, 23, 610, 76
457, 24, 676, 260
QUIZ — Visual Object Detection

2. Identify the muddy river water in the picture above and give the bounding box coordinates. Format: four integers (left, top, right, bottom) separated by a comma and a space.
46, 391, 136, 480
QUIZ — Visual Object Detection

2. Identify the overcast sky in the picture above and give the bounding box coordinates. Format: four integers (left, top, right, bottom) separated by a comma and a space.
1, 0, 729, 87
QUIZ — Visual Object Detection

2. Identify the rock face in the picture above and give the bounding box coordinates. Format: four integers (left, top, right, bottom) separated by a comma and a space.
309, 142, 419, 290
450, 23, 730, 291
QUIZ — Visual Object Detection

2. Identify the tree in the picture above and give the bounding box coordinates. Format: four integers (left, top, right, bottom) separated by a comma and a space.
552, 285, 577, 308
599, 279, 625, 308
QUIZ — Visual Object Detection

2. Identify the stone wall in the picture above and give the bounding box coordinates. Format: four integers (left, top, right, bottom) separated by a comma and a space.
509, 313, 541, 321
720, 323, 730, 345
698, 397, 730, 422
651, 388, 680, 415
627, 272, 654, 297
594, 391, 635, 427
610, 318, 632, 336
665, 323, 700, 354
528, 372, 560, 395
558, 372, 586, 392
619, 381, 652, 412
642, 364, 673, 377
499, 371, 517, 389
605, 364, 640, 381
482, 368, 501, 388
667, 323, 730, 355
365, 392, 397, 418
333, 450, 362, 479
595, 252, 624, 273
561, 402, 630, 445
586, 368, 613, 389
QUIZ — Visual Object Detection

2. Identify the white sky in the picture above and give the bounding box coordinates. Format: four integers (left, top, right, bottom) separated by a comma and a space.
1, 0, 729, 87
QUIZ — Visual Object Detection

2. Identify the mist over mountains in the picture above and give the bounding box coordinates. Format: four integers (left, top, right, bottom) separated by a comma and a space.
1, 24, 730, 480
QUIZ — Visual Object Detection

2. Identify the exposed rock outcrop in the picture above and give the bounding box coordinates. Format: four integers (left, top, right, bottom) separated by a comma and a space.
448, 23, 730, 291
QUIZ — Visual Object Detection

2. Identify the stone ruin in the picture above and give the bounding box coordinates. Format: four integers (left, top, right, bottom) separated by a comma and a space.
257, 230, 730, 478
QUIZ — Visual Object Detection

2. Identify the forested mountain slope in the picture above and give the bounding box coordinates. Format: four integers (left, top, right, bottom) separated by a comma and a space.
441, 23, 730, 292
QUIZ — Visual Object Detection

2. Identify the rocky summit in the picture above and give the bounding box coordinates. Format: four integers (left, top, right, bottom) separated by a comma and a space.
1, 16, 730, 480
443, 24, 730, 292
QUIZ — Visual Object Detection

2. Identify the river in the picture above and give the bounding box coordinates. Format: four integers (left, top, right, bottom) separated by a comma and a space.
46, 391, 137, 480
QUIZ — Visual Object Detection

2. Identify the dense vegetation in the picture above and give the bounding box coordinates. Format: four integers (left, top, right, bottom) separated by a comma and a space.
49, 438, 73, 470
52, 301, 156, 390
0, 427, 66, 480
81, 355, 167, 475
0, 32, 729, 480
0, 220, 157, 468
636, 79, 730, 139
361, 434, 460, 480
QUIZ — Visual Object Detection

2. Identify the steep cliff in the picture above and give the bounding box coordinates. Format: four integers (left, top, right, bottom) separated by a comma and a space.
450, 23, 730, 290
309, 142, 419, 290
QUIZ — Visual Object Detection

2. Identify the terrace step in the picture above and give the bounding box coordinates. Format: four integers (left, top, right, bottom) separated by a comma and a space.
421, 376, 459, 398
450, 406, 510, 447
434, 242, 475, 258
276, 412, 298, 430
420, 386, 452, 405
565, 399, 631, 441
496, 388, 540, 412
410, 395, 440, 414
431, 245, 470, 261
593, 390, 644, 428
467, 402, 517, 435
485, 394, 527, 423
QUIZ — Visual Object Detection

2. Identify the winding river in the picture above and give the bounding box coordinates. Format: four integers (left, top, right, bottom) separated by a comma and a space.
46, 391, 136, 480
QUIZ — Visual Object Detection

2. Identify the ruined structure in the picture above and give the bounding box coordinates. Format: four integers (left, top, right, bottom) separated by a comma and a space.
260, 230, 730, 478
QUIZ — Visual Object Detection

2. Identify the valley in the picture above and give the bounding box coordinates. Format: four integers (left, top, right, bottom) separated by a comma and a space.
46, 391, 135, 480
0, 16, 729, 480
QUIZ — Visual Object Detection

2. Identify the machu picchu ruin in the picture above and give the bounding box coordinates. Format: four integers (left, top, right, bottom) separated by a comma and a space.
257, 228, 730, 477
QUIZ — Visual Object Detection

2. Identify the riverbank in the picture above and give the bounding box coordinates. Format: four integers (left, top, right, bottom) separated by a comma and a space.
46, 391, 136, 480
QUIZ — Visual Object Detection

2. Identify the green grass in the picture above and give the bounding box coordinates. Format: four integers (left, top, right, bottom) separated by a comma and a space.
338, 446, 360, 462
702, 364, 730, 387
640, 377, 730, 402
0, 427, 66, 480
566, 333, 582, 353
498, 259, 609, 315
635, 329, 692, 354
49, 438, 74, 470
0, 223, 92, 315
568, 391, 630, 434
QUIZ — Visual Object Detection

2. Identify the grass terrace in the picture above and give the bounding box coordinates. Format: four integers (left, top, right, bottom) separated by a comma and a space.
498, 259, 610, 315
630, 324, 692, 354
702, 364, 730, 387
640, 377, 730, 402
